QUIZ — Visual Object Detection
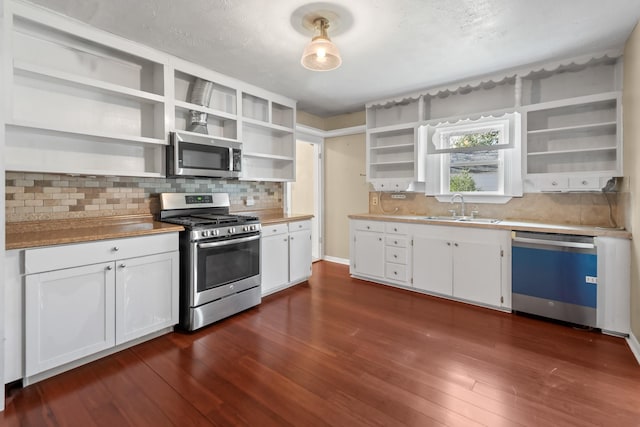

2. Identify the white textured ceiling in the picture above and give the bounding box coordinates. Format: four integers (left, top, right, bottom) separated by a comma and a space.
25, 0, 640, 116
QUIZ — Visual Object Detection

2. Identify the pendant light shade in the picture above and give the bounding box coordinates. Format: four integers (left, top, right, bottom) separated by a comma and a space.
301, 17, 342, 71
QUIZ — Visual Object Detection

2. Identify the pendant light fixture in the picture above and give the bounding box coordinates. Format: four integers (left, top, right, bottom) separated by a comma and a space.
301, 17, 342, 71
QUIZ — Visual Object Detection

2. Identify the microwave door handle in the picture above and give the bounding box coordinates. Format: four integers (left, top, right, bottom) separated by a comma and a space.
229, 147, 234, 172
197, 234, 260, 249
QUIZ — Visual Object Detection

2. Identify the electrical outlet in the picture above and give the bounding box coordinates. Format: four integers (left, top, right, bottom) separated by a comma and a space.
586, 276, 597, 284
372, 195, 378, 206
390, 193, 406, 199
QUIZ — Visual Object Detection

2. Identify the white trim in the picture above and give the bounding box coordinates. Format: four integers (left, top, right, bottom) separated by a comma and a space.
366, 48, 623, 108
1, 0, 6, 411
322, 256, 350, 266
296, 123, 365, 138
627, 332, 640, 365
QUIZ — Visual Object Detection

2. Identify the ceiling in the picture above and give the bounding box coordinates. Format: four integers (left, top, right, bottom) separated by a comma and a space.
26, 0, 640, 117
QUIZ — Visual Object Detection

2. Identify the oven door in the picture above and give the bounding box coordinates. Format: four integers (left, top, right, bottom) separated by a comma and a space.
190, 233, 261, 307
168, 132, 241, 178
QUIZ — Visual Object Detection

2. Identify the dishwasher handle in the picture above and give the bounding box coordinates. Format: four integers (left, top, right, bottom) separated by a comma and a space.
512, 236, 595, 250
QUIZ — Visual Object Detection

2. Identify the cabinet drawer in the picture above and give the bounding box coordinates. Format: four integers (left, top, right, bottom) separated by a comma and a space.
385, 222, 408, 235
569, 176, 600, 190
385, 236, 408, 248
263, 223, 288, 236
288, 220, 311, 232
385, 246, 407, 264
535, 176, 568, 191
354, 220, 385, 233
385, 263, 408, 282
25, 233, 178, 274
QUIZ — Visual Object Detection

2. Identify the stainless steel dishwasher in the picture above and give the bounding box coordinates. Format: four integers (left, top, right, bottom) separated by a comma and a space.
511, 231, 597, 327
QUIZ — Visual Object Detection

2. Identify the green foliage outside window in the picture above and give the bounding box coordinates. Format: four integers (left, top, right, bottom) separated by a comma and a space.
450, 169, 478, 192
449, 129, 500, 149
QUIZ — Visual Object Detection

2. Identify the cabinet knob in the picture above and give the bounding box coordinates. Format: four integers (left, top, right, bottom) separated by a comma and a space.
112, 246, 119, 252
366, 226, 370, 230
454, 243, 459, 247
394, 240, 398, 244
106, 265, 113, 271
551, 181, 558, 186
394, 228, 398, 232
394, 254, 398, 259
447, 242, 451, 246
582, 180, 588, 185
394, 271, 398, 275
378, 238, 382, 241
119, 263, 126, 268
273, 229, 277, 232
291, 237, 294, 240
284, 238, 288, 242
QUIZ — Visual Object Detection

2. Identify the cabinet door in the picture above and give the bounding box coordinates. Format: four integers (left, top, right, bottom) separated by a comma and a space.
115, 252, 179, 345
25, 263, 116, 377
453, 241, 502, 306
413, 236, 453, 296
353, 230, 385, 278
289, 229, 312, 284
261, 234, 290, 295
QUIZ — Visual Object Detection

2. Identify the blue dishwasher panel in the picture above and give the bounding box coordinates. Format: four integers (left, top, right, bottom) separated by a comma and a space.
512, 246, 597, 308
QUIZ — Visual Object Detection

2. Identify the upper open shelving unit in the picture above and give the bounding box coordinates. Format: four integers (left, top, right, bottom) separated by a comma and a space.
4, 0, 298, 181
5, 2, 169, 177
365, 51, 623, 193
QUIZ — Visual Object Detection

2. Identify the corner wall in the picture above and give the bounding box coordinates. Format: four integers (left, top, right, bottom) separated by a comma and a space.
623, 21, 640, 340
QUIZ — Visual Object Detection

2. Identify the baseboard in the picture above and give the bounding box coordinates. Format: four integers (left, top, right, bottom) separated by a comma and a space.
627, 332, 640, 365
322, 256, 350, 266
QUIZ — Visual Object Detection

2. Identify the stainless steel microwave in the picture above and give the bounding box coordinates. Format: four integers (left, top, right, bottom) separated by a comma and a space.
167, 132, 242, 178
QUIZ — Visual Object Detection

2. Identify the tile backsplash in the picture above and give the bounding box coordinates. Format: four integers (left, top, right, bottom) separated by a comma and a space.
369, 192, 622, 228
5, 172, 283, 222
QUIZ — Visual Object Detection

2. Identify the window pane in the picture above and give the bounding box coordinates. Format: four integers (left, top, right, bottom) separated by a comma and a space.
449, 163, 500, 192
446, 128, 501, 149
450, 150, 499, 166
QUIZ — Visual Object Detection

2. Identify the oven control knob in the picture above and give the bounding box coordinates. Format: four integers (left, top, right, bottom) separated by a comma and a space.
228, 227, 235, 234
212, 229, 219, 236
243, 226, 248, 232
202, 230, 209, 237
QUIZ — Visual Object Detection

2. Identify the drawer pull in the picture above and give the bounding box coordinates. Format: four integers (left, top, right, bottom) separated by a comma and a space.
447, 242, 451, 246
112, 246, 119, 252
454, 243, 459, 247
582, 180, 588, 185
394, 227, 398, 232
379, 238, 382, 241
119, 263, 126, 268
394, 240, 398, 244
106, 265, 113, 271
366, 225, 370, 230
551, 181, 558, 186
394, 254, 398, 259
394, 271, 398, 275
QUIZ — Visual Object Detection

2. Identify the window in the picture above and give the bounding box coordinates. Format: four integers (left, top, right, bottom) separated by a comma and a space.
422, 113, 522, 202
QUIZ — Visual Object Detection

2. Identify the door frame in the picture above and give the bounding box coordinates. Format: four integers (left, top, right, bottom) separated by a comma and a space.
286, 131, 324, 261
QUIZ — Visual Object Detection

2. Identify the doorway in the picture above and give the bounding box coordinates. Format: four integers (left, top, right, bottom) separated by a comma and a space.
288, 139, 322, 261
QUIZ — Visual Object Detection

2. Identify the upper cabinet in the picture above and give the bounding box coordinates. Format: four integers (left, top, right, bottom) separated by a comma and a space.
240, 92, 296, 182
365, 52, 623, 193
4, 1, 297, 181
5, 2, 169, 177
520, 60, 622, 192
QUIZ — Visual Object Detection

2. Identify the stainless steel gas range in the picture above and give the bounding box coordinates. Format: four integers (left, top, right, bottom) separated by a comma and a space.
159, 193, 261, 331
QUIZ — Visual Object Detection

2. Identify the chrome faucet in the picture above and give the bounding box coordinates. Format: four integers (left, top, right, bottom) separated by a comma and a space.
450, 193, 465, 217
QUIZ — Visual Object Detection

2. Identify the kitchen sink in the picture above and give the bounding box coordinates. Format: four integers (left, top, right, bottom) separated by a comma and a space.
422, 216, 501, 224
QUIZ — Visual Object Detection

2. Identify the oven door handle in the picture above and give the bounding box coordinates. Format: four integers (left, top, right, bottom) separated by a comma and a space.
197, 234, 260, 249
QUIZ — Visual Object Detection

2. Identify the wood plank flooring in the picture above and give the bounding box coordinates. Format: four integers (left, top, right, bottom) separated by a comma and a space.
3, 261, 640, 426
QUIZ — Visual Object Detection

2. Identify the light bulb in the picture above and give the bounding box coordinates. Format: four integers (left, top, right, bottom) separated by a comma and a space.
316, 48, 326, 58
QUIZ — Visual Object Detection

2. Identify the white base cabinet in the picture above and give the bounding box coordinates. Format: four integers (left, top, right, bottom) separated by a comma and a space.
19, 233, 179, 383
350, 219, 512, 311
350, 220, 385, 279
261, 220, 312, 296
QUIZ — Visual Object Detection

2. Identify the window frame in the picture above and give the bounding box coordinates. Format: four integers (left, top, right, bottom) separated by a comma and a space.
422, 112, 522, 203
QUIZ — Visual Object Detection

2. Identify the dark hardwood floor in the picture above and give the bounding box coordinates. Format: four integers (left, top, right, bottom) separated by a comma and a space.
3, 261, 640, 426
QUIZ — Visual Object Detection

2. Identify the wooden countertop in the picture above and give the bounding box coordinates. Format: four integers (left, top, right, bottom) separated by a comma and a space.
348, 213, 632, 239
258, 213, 314, 225
6, 215, 184, 250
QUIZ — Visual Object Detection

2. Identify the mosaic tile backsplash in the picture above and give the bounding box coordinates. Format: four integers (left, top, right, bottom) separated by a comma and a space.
5, 172, 283, 222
